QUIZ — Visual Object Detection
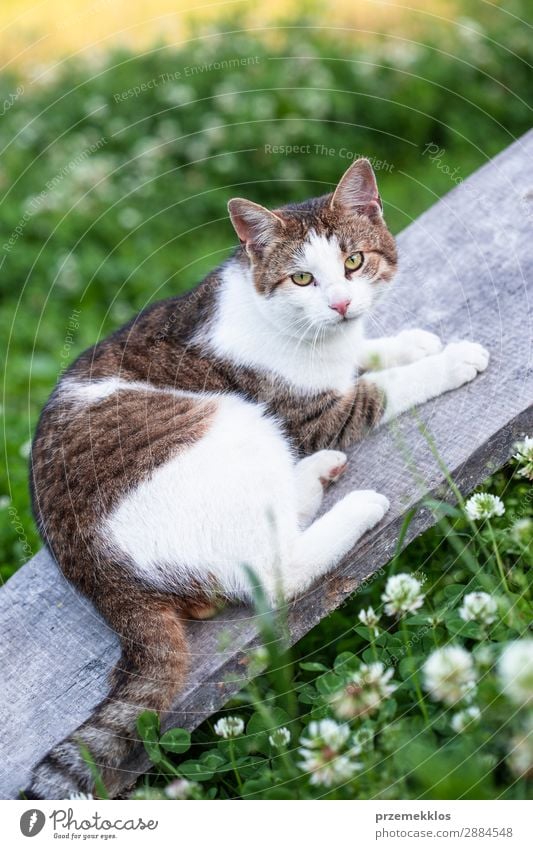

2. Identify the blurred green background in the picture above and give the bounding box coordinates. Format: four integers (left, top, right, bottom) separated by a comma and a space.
1, 0, 532, 579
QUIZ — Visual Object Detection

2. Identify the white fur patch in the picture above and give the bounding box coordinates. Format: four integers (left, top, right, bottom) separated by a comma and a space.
201, 257, 365, 394
103, 394, 300, 600
102, 392, 391, 602
59, 377, 128, 404
58, 377, 189, 406
293, 230, 345, 291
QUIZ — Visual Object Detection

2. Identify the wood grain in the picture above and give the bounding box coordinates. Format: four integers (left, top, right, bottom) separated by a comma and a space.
1, 131, 532, 798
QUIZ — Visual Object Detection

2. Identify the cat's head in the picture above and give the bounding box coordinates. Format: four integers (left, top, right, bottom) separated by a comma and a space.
228, 159, 397, 334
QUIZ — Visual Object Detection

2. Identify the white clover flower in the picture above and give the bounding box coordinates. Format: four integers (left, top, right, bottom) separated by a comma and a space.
474, 645, 495, 669
164, 778, 200, 799
457, 16, 485, 42
118, 207, 142, 229
386, 42, 422, 68
247, 645, 269, 675
55, 252, 80, 291
358, 605, 381, 636
19, 439, 32, 459
511, 518, 533, 546
423, 646, 476, 705
279, 162, 304, 182
164, 83, 195, 106
69, 792, 94, 800
131, 787, 165, 800
185, 139, 210, 161
298, 749, 358, 787
213, 715, 245, 738
451, 705, 481, 733
352, 725, 374, 753
300, 719, 350, 751
507, 722, 533, 778
498, 640, 533, 707
382, 573, 425, 617
465, 492, 505, 521
85, 96, 109, 116
330, 662, 396, 720
298, 719, 361, 787
459, 592, 498, 626
269, 726, 291, 748
513, 436, 533, 481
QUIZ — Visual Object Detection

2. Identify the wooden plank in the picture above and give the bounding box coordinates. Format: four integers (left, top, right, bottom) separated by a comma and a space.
1, 132, 532, 799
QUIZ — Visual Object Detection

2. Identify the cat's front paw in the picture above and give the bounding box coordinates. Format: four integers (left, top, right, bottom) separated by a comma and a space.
394, 328, 443, 364
442, 341, 490, 389
342, 489, 390, 534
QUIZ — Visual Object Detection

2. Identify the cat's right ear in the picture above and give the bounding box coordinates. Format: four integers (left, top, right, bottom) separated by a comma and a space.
228, 198, 286, 249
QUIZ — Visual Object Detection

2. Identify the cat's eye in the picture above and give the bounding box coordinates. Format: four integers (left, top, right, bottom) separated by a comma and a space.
291, 271, 314, 286
345, 252, 364, 272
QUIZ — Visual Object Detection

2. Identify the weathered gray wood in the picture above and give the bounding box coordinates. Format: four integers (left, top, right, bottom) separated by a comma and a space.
1, 132, 532, 799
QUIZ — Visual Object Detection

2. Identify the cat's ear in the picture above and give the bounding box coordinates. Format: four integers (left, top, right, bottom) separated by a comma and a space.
228, 198, 286, 248
330, 158, 383, 219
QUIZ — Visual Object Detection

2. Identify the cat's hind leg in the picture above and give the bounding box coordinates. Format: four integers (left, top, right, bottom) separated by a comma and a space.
295, 449, 347, 526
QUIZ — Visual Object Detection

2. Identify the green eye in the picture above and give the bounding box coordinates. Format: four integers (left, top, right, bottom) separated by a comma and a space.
291, 271, 314, 286
345, 252, 364, 272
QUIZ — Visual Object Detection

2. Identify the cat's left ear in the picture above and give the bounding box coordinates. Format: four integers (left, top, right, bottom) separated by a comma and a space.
330, 158, 383, 220
228, 198, 286, 249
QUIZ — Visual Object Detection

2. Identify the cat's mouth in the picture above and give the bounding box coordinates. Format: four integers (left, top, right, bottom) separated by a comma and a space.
330, 309, 364, 324
319, 312, 362, 333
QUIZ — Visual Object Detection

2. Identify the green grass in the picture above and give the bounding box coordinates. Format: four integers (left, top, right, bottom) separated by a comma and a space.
133, 465, 532, 800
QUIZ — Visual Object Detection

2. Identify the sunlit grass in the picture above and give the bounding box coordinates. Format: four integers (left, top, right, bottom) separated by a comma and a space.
1, 0, 456, 70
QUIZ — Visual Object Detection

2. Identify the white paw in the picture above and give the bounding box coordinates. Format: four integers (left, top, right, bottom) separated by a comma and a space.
442, 340, 490, 389
342, 489, 390, 533
395, 328, 443, 364
320, 450, 348, 485
303, 449, 348, 486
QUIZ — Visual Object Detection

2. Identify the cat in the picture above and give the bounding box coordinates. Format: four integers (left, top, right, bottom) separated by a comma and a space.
26, 158, 489, 798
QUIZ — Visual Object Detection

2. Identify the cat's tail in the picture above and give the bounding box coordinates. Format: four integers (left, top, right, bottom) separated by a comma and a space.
24, 579, 189, 800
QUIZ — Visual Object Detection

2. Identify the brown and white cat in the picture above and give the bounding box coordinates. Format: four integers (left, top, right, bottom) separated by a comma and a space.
27, 158, 489, 798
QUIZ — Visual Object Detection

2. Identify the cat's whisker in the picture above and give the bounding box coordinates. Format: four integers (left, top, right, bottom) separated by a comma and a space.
365, 313, 391, 337
278, 314, 320, 343
270, 318, 316, 363
310, 322, 324, 372
291, 317, 322, 358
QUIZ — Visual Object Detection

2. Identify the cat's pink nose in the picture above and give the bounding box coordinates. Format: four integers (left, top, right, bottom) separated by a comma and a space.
329, 299, 351, 317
